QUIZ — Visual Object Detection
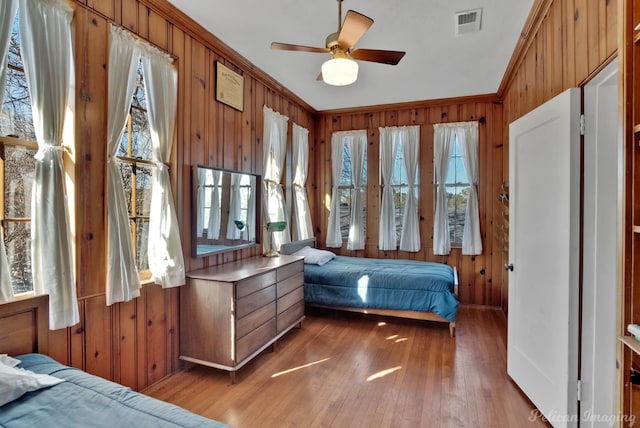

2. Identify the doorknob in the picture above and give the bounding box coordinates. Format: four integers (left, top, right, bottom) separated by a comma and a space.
504, 263, 514, 272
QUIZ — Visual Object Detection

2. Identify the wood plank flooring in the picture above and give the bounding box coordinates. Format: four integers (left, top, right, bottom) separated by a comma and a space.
144, 306, 549, 427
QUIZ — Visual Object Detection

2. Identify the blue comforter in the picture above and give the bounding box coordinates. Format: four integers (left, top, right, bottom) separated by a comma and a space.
0, 354, 229, 428
304, 256, 459, 322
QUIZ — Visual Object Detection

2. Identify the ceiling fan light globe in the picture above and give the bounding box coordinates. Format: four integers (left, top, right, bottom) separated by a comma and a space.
321, 57, 358, 86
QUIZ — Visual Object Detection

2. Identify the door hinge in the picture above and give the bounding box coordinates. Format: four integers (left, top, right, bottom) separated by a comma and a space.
580, 114, 585, 136
577, 379, 582, 401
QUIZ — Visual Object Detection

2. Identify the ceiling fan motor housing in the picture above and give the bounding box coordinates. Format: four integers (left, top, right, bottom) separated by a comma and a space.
325, 32, 340, 50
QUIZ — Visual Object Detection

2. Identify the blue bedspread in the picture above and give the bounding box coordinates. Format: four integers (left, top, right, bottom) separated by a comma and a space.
0, 354, 229, 428
303, 256, 459, 322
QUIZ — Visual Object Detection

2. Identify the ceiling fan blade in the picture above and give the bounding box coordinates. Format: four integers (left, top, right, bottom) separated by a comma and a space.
350, 48, 406, 65
338, 10, 374, 49
270, 42, 330, 54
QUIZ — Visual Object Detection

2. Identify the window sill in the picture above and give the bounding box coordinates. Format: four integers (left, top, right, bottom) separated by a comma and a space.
12, 291, 36, 301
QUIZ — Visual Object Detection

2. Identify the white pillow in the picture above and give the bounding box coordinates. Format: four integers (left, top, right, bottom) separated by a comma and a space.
0, 356, 64, 407
292, 246, 336, 266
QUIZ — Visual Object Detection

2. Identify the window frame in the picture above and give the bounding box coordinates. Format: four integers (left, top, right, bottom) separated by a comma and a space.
337, 142, 367, 243
0, 12, 37, 298
0, 135, 36, 298
385, 142, 420, 244
444, 135, 470, 247
112, 63, 154, 281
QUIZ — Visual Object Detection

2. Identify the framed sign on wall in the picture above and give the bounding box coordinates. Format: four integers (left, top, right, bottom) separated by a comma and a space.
215, 62, 244, 111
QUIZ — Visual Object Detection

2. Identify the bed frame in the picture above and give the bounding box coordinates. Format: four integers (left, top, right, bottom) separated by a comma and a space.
0, 295, 49, 356
280, 238, 458, 337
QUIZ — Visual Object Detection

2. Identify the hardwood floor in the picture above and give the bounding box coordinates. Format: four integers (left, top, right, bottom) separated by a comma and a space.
144, 306, 549, 427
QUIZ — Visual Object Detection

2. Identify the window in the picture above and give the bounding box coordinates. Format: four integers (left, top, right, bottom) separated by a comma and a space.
115, 60, 154, 274
337, 143, 367, 242
1, 11, 36, 295
387, 145, 420, 242
445, 135, 470, 246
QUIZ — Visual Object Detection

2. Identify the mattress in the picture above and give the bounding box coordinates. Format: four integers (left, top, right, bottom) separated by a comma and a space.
0, 353, 229, 428
303, 256, 459, 322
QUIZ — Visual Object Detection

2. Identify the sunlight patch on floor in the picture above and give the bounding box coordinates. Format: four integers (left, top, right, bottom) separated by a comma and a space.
366, 366, 402, 382
271, 358, 331, 378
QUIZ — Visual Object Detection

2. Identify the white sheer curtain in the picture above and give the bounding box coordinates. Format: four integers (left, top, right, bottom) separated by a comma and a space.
141, 45, 185, 288
347, 133, 367, 250
226, 173, 242, 240
399, 125, 420, 251
0, 229, 13, 303
325, 133, 345, 248
0, 0, 18, 304
378, 127, 399, 250
433, 124, 454, 255
196, 167, 207, 237
106, 25, 141, 306
207, 170, 221, 240
20, 0, 78, 329
262, 106, 289, 252
458, 122, 482, 255
291, 123, 313, 241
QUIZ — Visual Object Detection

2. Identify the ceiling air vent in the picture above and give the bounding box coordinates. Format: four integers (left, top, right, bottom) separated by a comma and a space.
455, 8, 482, 36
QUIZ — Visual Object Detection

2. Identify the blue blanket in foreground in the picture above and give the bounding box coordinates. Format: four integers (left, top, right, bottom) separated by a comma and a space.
304, 256, 459, 323
0, 354, 229, 428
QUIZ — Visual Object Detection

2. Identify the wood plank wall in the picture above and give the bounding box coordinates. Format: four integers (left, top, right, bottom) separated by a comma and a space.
313, 97, 505, 307
13, 0, 314, 391
499, 0, 617, 311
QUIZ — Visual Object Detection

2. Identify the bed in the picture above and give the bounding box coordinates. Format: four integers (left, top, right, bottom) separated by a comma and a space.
0, 296, 229, 428
280, 238, 459, 336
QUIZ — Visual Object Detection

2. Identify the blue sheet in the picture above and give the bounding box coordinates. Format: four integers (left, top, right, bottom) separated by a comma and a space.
0, 354, 229, 428
303, 256, 459, 323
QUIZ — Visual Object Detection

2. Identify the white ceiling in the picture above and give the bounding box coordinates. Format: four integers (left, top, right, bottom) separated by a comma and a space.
166, 0, 534, 111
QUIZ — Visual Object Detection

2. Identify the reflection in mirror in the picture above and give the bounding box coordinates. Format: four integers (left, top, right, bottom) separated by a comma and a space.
193, 165, 260, 257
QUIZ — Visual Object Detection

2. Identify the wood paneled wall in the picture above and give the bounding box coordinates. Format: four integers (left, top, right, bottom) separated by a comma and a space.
499, 0, 617, 311
9, 0, 314, 391
313, 97, 505, 306
502, 0, 617, 123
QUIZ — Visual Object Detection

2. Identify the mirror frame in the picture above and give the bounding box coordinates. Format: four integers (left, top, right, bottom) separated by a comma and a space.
191, 165, 261, 258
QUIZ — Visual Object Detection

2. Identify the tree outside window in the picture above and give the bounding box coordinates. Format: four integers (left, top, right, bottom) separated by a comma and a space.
1, 11, 36, 295
115, 60, 154, 274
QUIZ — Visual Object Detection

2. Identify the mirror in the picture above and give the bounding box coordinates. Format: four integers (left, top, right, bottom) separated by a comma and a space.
192, 165, 261, 257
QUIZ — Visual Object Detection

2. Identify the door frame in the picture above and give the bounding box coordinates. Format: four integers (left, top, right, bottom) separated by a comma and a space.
581, 57, 620, 426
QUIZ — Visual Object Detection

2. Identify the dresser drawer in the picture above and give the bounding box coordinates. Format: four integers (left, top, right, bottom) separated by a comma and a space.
277, 301, 304, 333
277, 259, 303, 282
277, 286, 304, 315
236, 318, 276, 362
236, 271, 276, 299
236, 301, 276, 339
236, 285, 276, 319
277, 271, 304, 297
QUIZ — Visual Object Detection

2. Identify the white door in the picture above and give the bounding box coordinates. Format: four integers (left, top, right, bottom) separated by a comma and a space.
581, 58, 619, 426
507, 88, 581, 428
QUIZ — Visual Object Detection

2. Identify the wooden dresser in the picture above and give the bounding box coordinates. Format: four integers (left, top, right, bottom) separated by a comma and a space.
180, 255, 304, 382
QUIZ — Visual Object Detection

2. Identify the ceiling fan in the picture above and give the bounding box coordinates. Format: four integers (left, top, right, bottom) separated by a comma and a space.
270, 0, 406, 86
